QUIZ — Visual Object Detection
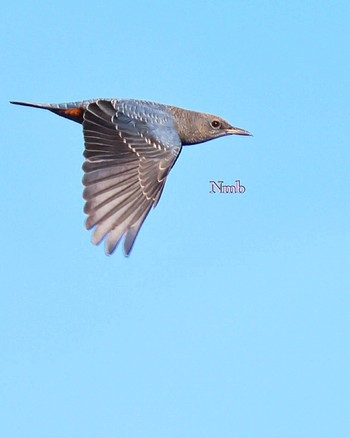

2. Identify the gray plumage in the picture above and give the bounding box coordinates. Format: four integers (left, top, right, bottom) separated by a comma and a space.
10, 98, 252, 255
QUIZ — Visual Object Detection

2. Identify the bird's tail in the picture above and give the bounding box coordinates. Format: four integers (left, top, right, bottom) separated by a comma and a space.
10, 100, 84, 123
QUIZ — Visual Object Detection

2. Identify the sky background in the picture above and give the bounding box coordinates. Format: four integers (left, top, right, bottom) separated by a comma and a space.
1, 1, 349, 437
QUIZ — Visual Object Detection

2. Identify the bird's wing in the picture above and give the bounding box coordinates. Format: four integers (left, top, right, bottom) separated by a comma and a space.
82, 99, 182, 255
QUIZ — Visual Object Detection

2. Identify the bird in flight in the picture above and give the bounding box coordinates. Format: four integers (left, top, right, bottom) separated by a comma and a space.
11, 98, 252, 255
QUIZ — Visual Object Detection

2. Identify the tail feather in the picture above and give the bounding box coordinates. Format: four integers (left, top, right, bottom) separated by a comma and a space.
10, 100, 84, 124
10, 101, 53, 109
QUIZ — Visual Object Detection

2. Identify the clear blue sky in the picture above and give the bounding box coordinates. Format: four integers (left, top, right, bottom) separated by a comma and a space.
1, 1, 349, 437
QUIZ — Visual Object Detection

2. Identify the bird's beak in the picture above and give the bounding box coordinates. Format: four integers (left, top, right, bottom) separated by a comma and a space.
225, 126, 253, 136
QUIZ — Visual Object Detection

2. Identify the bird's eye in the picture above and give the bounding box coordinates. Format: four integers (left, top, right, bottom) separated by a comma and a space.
211, 120, 221, 129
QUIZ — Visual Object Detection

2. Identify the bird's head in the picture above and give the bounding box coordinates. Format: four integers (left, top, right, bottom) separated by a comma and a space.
171, 107, 252, 145
201, 113, 252, 141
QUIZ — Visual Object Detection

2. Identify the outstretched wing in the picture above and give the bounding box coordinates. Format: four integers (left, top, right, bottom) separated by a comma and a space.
82, 99, 182, 255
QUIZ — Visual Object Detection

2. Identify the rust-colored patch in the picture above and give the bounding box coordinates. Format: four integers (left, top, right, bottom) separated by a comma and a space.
58, 107, 84, 123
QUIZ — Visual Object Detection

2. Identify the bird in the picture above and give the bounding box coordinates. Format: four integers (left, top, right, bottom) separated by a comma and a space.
10, 98, 252, 256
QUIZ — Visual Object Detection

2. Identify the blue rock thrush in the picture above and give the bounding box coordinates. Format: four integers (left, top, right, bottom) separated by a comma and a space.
10, 98, 252, 255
